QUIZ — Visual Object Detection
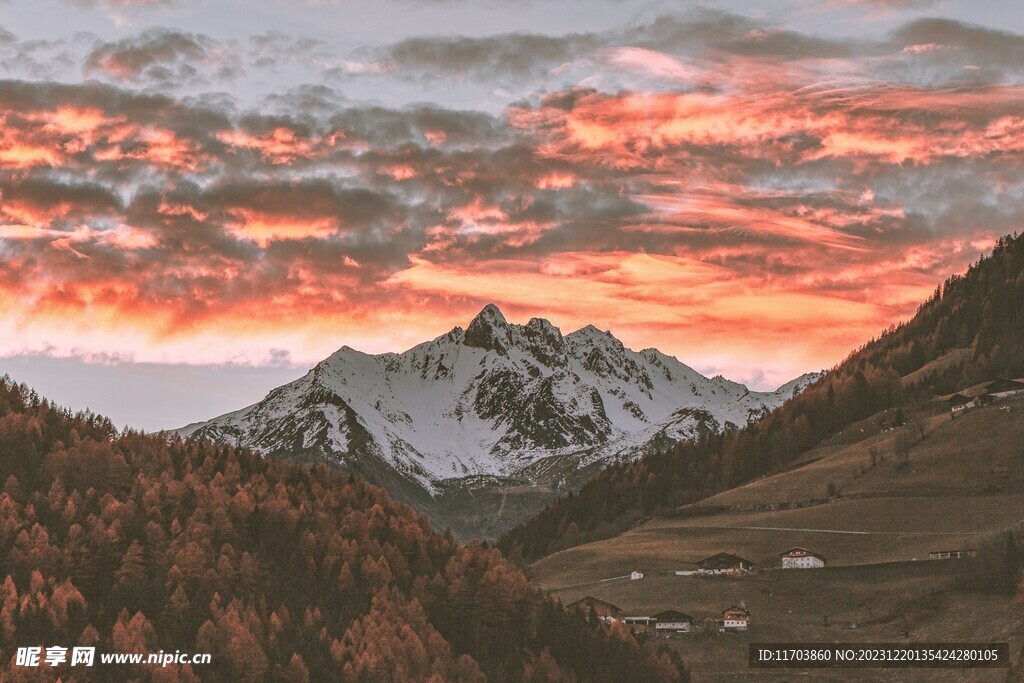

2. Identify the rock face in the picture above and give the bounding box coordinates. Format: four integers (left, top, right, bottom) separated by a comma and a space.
179, 305, 820, 537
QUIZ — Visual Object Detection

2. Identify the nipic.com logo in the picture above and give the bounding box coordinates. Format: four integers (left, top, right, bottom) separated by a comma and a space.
14, 646, 211, 667
16, 646, 94, 667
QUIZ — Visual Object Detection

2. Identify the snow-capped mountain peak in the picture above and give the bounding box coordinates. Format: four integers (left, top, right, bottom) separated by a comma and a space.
179, 305, 820, 533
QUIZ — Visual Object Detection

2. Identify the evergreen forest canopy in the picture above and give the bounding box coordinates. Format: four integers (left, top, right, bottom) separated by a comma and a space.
0, 378, 686, 682
499, 233, 1024, 563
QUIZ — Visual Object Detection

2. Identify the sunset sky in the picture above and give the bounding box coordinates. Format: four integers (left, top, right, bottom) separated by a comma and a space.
1, 0, 1022, 430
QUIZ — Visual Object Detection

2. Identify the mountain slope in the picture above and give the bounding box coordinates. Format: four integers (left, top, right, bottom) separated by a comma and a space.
0, 375, 687, 682
499, 233, 1024, 562
180, 305, 817, 537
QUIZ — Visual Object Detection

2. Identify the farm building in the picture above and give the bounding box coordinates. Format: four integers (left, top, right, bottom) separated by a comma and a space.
780, 547, 826, 569
697, 553, 755, 575
630, 570, 644, 580
721, 606, 750, 630
653, 610, 693, 633
948, 393, 974, 415
928, 549, 978, 560
566, 596, 622, 622
985, 378, 1024, 398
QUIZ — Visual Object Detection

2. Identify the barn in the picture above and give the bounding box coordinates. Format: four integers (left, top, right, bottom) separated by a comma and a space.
948, 393, 973, 415
566, 596, 622, 622
653, 610, 693, 633
985, 378, 1024, 398
697, 553, 755, 575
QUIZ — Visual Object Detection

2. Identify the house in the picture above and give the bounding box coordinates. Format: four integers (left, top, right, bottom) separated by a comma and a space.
653, 610, 693, 633
721, 605, 750, 630
948, 393, 973, 415
623, 616, 655, 627
780, 547, 826, 569
566, 596, 622, 622
630, 570, 644, 580
928, 549, 978, 560
985, 378, 1024, 399
697, 553, 755, 575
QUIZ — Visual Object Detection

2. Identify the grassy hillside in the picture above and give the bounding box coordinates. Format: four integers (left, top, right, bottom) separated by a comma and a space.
529, 400, 1024, 680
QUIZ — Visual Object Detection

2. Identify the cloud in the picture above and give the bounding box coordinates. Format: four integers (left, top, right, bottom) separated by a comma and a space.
829, 0, 939, 7
2, 9, 1024, 380
368, 31, 602, 83
84, 29, 241, 87
60, 0, 171, 7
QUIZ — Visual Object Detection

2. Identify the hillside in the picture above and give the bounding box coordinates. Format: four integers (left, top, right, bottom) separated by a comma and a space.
529, 394, 1024, 679
179, 304, 815, 539
0, 376, 686, 682
499, 234, 1024, 563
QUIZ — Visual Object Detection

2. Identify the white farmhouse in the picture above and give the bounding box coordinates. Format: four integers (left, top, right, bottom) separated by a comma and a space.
780, 547, 826, 569
721, 605, 750, 630
630, 570, 644, 580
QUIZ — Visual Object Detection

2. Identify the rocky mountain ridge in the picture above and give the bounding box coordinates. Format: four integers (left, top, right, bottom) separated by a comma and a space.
180, 305, 819, 536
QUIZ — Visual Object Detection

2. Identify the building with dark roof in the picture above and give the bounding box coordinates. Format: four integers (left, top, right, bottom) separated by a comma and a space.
697, 553, 755, 575
566, 596, 622, 622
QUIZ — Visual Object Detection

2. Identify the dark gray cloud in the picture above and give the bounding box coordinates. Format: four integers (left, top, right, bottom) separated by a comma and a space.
352, 9, 863, 86
247, 32, 327, 71
893, 17, 1024, 64
370, 31, 603, 83
84, 29, 242, 88
835, 0, 939, 7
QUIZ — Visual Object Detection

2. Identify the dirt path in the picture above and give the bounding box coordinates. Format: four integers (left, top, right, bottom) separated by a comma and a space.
537, 574, 631, 591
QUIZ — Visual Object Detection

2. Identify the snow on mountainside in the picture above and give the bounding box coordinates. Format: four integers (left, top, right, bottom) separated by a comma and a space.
180, 305, 820, 497
184, 305, 819, 485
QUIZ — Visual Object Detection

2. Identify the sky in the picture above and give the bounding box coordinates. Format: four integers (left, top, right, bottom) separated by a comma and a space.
1, 0, 1023, 431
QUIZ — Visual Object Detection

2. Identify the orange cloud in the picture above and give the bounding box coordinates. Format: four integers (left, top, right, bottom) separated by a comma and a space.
225, 209, 339, 246
0, 71, 1018, 390
219, 127, 316, 165
535, 172, 575, 189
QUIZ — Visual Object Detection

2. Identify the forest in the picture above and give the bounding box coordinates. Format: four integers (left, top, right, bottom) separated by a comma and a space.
499, 233, 1024, 563
0, 377, 686, 682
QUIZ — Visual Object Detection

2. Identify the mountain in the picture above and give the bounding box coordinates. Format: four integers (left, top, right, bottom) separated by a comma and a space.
498, 233, 1024, 562
0, 376, 687, 682
179, 305, 818, 538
